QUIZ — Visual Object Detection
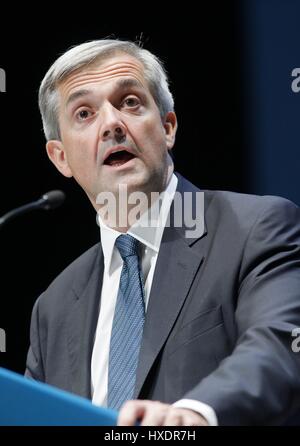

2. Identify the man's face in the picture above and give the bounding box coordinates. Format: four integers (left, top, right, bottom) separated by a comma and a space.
46, 53, 177, 209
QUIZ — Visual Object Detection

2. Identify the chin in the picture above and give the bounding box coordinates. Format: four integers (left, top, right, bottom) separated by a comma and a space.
127, 175, 163, 196
99, 167, 165, 196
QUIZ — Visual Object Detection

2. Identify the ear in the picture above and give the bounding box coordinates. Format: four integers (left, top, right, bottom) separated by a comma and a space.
163, 112, 177, 151
46, 140, 73, 178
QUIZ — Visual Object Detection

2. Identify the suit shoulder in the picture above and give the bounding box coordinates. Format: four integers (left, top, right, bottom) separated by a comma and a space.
176, 173, 299, 217
53, 242, 100, 281
38, 242, 101, 308
204, 189, 299, 222
198, 189, 300, 244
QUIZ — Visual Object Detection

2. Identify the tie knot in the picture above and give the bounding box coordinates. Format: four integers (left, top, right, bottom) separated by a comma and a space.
115, 234, 140, 259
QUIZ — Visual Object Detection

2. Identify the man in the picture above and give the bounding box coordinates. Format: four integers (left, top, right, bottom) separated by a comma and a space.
26, 39, 300, 426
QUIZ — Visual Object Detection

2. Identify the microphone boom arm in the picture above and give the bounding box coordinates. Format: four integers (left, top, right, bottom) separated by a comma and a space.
0, 190, 65, 229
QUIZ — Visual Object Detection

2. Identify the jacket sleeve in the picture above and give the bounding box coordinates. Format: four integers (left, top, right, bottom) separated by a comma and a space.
25, 294, 45, 383
183, 197, 300, 425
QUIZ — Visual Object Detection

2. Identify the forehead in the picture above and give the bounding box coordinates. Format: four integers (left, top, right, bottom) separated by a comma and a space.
58, 53, 150, 102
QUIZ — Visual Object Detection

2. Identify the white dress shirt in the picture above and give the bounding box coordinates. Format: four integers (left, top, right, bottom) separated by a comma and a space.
91, 173, 218, 426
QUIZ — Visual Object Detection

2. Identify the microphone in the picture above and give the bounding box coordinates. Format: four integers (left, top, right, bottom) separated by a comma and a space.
0, 190, 66, 228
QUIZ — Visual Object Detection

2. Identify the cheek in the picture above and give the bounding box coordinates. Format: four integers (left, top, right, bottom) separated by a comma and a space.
134, 117, 166, 149
62, 132, 96, 166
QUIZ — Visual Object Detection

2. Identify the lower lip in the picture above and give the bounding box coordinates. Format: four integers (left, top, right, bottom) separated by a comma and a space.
103, 157, 137, 170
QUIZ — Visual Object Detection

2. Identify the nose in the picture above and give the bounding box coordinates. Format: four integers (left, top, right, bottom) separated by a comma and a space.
100, 104, 126, 144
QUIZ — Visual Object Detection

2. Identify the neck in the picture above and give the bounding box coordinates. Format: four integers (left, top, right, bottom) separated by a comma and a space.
98, 166, 174, 233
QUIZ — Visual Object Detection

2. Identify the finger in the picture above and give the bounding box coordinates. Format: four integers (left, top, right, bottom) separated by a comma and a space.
164, 409, 208, 426
117, 400, 147, 426
163, 410, 184, 426
140, 402, 169, 426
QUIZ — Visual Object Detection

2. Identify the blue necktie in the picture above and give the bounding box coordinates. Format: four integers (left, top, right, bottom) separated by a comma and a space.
107, 234, 145, 410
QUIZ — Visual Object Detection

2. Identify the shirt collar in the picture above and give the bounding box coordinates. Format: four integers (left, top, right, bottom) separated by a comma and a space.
97, 173, 178, 270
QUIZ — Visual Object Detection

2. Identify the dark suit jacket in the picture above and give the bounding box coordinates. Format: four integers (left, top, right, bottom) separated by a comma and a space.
25, 174, 300, 425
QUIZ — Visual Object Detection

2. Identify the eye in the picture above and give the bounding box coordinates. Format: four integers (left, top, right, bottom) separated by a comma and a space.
122, 96, 140, 108
75, 108, 93, 121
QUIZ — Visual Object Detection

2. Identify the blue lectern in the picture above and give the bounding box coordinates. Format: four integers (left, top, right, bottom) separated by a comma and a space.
0, 367, 117, 425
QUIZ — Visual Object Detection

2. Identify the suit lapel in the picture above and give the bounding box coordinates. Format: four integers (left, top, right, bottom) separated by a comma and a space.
134, 174, 208, 398
65, 175, 210, 400
67, 244, 104, 399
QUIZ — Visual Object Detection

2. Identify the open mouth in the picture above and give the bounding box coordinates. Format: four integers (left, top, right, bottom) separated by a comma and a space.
104, 149, 136, 167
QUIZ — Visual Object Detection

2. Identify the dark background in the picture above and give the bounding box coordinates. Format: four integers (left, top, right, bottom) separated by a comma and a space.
0, 0, 299, 373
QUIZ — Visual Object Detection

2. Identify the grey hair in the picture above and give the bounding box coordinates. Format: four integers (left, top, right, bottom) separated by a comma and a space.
39, 39, 175, 141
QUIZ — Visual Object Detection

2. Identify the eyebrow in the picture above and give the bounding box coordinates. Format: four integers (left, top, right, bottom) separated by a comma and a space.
65, 78, 144, 108
115, 78, 142, 90
66, 89, 92, 108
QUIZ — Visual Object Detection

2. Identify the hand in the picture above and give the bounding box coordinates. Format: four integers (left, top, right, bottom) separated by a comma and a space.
117, 400, 209, 426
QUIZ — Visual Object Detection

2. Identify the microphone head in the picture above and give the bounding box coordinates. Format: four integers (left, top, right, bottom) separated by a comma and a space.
40, 190, 66, 210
